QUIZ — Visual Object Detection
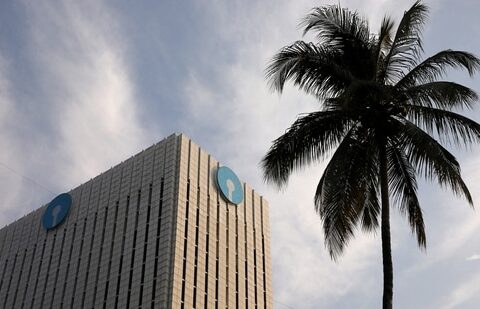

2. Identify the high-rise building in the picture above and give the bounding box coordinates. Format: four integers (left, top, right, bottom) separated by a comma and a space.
0, 133, 273, 308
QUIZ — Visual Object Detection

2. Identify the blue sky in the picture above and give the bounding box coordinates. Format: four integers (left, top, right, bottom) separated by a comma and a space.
1, 0, 480, 308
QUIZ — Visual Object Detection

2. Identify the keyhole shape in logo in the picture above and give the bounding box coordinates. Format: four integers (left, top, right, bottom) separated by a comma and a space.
226, 179, 235, 200
216, 166, 243, 205
42, 193, 72, 230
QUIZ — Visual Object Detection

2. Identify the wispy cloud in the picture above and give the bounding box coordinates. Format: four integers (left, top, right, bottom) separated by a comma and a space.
466, 254, 480, 261
0, 0, 147, 225
440, 273, 480, 309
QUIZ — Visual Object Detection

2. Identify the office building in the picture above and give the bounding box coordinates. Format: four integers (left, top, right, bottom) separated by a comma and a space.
0, 133, 273, 308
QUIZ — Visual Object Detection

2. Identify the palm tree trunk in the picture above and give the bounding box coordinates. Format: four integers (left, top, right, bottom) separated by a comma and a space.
379, 142, 393, 309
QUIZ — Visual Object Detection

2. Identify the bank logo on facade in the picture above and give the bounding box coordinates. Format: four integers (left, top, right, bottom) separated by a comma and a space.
42, 193, 72, 230
216, 166, 243, 205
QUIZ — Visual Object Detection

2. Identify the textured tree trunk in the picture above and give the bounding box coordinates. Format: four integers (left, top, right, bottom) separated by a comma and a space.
379, 142, 393, 309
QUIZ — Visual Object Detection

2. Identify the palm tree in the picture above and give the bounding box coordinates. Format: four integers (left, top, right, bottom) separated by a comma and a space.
261, 1, 480, 308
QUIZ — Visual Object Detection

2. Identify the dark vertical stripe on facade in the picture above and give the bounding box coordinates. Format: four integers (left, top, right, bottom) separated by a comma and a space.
235, 200, 239, 309
151, 177, 165, 308
5, 218, 28, 307
180, 178, 190, 309
80, 211, 98, 308
114, 195, 131, 308
2, 252, 18, 307
10, 212, 35, 308
19, 213, 43, 309
180, 140, 191, 309
252, 190, 258, 308
0, 258, 8, 295
261, 199, 267, 308
215, 196, 220, 309
138, 183, 153, 306
70, 218, 87, 306
39, 232, 58, 308
59, 222, 77, 307
20, 241, 38, 309
11, 249, 27, 306
193, 149, 201, 308
103, 201, 120, 309
30, 235, 47, 308
48, 227, 68, 308
92, 206, 109, 304
126, 189, 142, 308
0, 258, 9, 298
29, 236, 47, 307
226, 201, 230, 306
0, 226, 16, 296
203, 154, 211, 309
243, 184, 249, 309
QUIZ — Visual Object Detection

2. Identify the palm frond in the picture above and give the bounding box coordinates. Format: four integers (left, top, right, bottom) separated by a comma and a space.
375, 16, 395, 79
401, 81, 478, 110
380, 1, 429, 84
406, 105, 480, 146
396, 50, 480, 89
262, 111, 352, 187
265, 41, 353, 97
360, 183, 380, 232
315, 128, 379, 259
301, 4, 370, 47
395, 120, 473, 205
300, 4, 376, 80
387, 142, 426, 247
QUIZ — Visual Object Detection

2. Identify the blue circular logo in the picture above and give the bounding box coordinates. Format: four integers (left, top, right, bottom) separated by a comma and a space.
42, 193, 72, 230
216, 166, 243, 205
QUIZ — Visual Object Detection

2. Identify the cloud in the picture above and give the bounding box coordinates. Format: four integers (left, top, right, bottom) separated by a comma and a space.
1, 0, 480, 308
0, 0, 147, 226
466, 254, 480, 261
440, 274, 480, 309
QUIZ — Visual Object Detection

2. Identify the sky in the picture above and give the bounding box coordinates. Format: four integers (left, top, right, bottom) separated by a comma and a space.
1, 0, 480, 308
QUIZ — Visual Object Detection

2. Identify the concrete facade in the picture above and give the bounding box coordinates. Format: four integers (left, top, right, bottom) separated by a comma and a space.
0, 133, 272, 308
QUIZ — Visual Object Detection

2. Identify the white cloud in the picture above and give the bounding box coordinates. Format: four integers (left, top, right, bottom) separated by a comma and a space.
0, 0, 147, 226
466, 254, 480, 261
26, 1, 147, 177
